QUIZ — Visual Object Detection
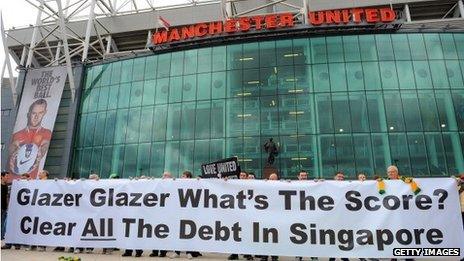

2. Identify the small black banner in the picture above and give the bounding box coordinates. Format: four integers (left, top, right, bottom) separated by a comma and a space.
201, 157, 241, 179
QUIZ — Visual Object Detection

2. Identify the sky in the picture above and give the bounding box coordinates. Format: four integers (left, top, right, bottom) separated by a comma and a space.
1, 1, 37, 78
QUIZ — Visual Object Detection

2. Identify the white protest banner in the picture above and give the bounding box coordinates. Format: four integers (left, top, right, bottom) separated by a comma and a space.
7, 66, 67, 180
5, 178, 464, 258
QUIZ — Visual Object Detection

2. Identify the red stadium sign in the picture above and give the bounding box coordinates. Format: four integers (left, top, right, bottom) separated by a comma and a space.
152, 7, 396, 45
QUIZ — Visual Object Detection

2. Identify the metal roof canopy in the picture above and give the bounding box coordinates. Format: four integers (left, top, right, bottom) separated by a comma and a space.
2, 0, 464, 101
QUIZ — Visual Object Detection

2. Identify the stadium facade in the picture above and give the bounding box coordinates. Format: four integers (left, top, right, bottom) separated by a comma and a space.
2, 0, 464, 179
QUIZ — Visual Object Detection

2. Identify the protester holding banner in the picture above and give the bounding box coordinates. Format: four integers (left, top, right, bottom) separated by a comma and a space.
1, 172, 10, 249
169, 171, 202, 259
228, 171, 254, 261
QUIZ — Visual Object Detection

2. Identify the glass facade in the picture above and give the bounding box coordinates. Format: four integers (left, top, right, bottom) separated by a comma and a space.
72, 33, 464, 179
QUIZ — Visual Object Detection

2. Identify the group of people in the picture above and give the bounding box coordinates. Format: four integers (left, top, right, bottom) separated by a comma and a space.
1, 166, 463, 261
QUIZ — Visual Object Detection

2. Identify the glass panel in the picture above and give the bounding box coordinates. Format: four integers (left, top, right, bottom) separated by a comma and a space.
407, 133, 429, 176
243, 97, 260, 136
180, 102, 196, 140
129, 81, 143, 107
120, 59, 133, 83
443, 132, 464, 175
226, 98, 243, 137
212, 71, 226, 99
123, 144, 138, 178
345, 62, 364, 91
212, 46, 226, 71
371, 133, 390, 176
343, 35, 360, 62
137, 143, 151, 177
279, 95, 297, 135
359, 35, 378, 61
366, 92, 387, 132
260, 41, 276, 67
383, 91, 405, 132
391, 34, 411, 60
197, 73, 211, 100
353, 134, 374, 176
451, 91, 464, 130
195, 100, 211, 139
327, 36, 344, 63
423, 34, 444, 60
260, 67, 278, 96
170, 51, 184, 76
117, 83, 130, 108
292, 38, 310, 65
312, 64, 330, 92
278, 66, 295, 94
298, 135, 316, 176
227, 44, 242, 70
197, 47, 212, 73
157, 53, 171, 78
84, 113, 97, 146
455, 33, 464, 59
93, 112, 106, 146
363, 62, 381, 90
142, 80, 156, 106
132, 57, 145, 81
104, 111, 116, 145
294, 65, 312, 93
335, 134, 355, 178
376, 35, 394, 61
332, 93, 351, 133
424, 133, 447, 175
139, 106, 154, 143
110, 61, 121, 85
169, 76, 182, 103
126, 107, 141, 143
153, 105, 167, 141
179, 140, 194, 174
329, 63, 347, 91
260, 96, 279, 136
100, 63, 112, 86
211, 100, 225, 138
316, 93, 333, 133
418, 91, 440, 131
296, 93, 314, 134
276, 39, 294, 66
155, 78, 169, 104
396, 61, 415, 89
111, 145, 124, 176
413, 61, 432, 89
389, 133, 411, 175
435, 90, 458, 131
144, 56, 157, 80
379, 61, 398, 89
165, 141, 180, 176
310, 37, 327, 63
107, 85, 119, 110
349, 92, 369, 132
101, 146, 112, 178
440, 34, 458, 59
183, 49, 198, 75
446, 60, 464, 88
408, 34, 427, 60
97, 86, 109, 111
150, 142, 165, 177
242, 42, 260, 69
401, 91, 423, 131
90, 147, 102, 176
279, 135, 299, 178
182, 74, 197, 101
429, 60, 449, 88
243, 68, 261, 96
166, 103, 181, 140
194, 140, 210, 176
227, 70, 242, 98
319, 135, 336, 178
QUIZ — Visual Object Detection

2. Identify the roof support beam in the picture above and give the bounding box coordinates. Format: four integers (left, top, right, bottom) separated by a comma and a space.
26, 0, 44, 67
82, 0, 97, 61
56, 0, 76, 101
1, 12, 17, 105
